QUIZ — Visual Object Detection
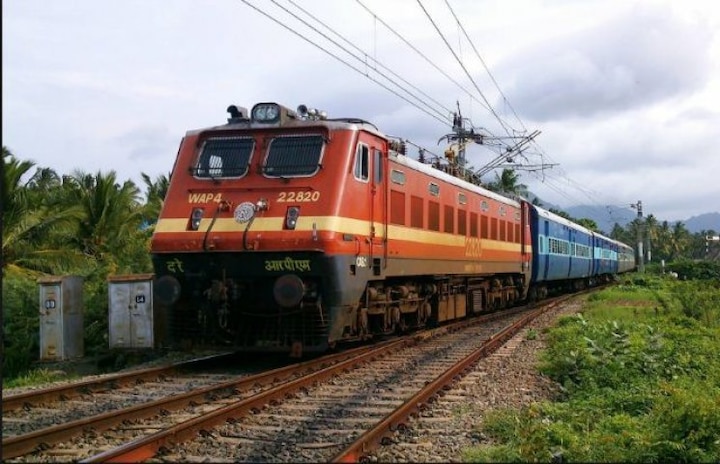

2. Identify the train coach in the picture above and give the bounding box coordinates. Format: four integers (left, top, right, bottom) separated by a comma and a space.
528, 205, 637, 299
150, 101, 634, 355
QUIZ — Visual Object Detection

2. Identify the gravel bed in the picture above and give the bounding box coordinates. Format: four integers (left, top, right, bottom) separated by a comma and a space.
369, 300, 583, 462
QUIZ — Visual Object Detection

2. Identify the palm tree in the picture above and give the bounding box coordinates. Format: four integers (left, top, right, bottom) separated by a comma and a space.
140, 172, 170, 227
486, 169, 528, 198
610, 223, 631, 244
669, 221, 692, 260
654, 221, 673, 262
2, 148, 84, 275
576, 218, 599, 232
62, 170, 143, 264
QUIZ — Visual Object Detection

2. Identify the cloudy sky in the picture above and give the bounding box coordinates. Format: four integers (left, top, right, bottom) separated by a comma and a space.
4, 0, 720, 222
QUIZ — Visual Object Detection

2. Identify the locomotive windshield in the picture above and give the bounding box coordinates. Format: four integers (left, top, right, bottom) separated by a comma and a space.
194, 137, 254, 178
262, 134, 324, 177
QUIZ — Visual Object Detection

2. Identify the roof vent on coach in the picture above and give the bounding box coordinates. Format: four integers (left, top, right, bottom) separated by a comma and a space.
226, 105, 250, 124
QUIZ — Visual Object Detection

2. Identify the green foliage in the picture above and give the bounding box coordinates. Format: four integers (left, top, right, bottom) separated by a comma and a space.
668, 259, 720, 281
525, 328, 538, 340
673, 280, 720, 327
4, 368, 77, 389
2, 270, 41, 379
2, 147, 156, 382
464, 283, 720, 463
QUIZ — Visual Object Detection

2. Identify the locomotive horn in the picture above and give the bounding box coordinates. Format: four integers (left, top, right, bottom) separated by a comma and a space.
297, 104, 308, 116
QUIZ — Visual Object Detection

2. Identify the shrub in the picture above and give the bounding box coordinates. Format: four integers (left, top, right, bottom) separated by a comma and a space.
2, 271, 41, 379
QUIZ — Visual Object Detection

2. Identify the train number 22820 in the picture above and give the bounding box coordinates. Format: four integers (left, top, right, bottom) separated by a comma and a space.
277, 191, 321, 202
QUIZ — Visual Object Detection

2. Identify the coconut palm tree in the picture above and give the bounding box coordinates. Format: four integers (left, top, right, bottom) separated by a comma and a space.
62, 170, 144, 267
2, 147, 84, 275
140, 172, 170, 227
485, 168, 528, 198
669, 221, 692, 260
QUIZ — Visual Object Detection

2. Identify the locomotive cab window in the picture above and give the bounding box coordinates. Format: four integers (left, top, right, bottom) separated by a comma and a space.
263, 134, 324, 177
195, 137, 254, 178
354, 143, 369, 181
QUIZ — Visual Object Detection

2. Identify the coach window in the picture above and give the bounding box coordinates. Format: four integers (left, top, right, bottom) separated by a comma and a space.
354, 143, 370, 181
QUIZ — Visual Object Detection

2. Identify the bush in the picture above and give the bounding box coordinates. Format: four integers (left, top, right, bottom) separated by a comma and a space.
2, 271, 41, 379
667, 259, 720, 281
464, 283, 720, 463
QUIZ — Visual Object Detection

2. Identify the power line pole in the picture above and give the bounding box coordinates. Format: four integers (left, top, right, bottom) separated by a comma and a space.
630, 200, 644, 272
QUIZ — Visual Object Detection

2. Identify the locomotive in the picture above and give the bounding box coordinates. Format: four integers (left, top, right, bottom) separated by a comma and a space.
151, 101, 635, 355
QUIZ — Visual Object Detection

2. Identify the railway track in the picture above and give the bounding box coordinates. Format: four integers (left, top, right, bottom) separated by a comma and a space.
3, 297, 569, 463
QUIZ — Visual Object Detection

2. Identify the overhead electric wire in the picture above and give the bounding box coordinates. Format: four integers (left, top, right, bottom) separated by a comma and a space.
415, 0, 514, 138
239, 0, 452, 127
284, 0, 455, 117
268, 0, 450, 124
354, 0, 513, 125
443, 0, 528, 134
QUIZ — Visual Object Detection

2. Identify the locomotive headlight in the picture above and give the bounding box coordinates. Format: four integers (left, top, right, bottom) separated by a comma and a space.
251, 103, 280, 123
285, 206, 300, 230
189, 207, 205, 230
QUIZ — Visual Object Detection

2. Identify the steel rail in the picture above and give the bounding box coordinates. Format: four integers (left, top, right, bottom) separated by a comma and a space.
2, 342, 396, 459
330, 299, 564, 463
79, 337, 415, 463
77, 307, 527, 463
2, 352, 235, 412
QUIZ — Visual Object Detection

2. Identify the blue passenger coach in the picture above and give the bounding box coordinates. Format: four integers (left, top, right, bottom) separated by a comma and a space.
592, 231, 619, 277
616, 239, 637, 273
528, 204, 595, 298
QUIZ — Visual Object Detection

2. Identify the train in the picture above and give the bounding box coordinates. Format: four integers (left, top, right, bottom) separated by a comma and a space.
150, 101, 635, 355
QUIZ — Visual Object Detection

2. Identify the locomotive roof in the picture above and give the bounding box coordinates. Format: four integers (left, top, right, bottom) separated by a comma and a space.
186, 117, 386, 138
390, 152, 521, 208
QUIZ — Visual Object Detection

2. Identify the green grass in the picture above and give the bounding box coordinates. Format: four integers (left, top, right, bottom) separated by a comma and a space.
3, 367, 78, 389
462, 275, 720, 463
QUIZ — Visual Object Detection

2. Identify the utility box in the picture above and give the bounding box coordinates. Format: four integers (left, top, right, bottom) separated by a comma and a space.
38, 276, 84, 361
108, 274, 154, 349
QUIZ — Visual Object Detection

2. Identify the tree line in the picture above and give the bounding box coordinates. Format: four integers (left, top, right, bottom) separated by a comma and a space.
483, 168, 718, 263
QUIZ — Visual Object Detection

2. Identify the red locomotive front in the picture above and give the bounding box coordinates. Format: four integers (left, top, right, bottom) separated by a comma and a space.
151, 102, 530, 354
